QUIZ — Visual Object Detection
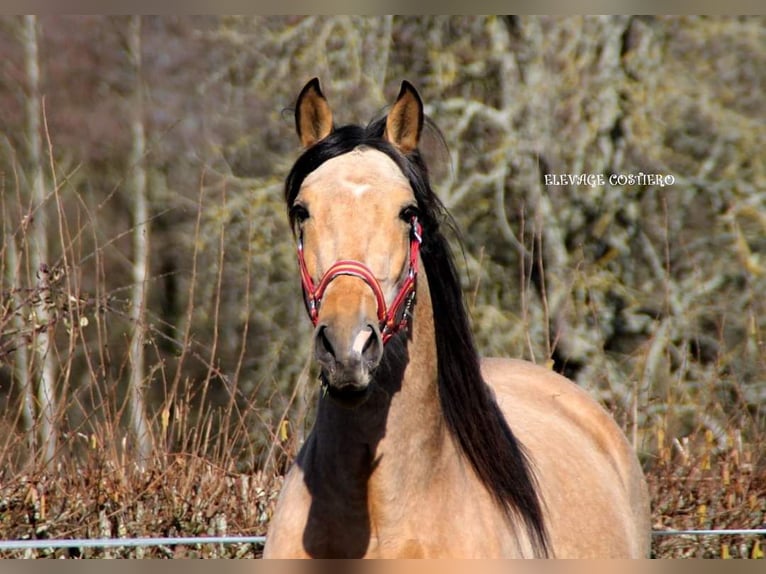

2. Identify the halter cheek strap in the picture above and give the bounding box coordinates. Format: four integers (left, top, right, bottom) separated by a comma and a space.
297, 217, 423, 345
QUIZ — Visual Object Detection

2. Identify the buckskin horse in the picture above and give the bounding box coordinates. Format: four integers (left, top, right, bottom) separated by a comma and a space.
263, 78, 651, 558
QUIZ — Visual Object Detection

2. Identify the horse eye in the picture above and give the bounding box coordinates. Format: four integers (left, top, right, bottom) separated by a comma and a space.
399, 205, 419, 222
291, 204, 310, 225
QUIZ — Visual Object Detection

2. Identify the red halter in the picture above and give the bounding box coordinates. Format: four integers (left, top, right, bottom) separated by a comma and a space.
297, 217, 423, 345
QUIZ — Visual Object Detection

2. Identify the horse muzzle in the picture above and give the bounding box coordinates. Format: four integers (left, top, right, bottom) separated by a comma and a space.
313, 318, 383, 401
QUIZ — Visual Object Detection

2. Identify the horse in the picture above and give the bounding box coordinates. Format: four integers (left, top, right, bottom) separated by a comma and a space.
263, 78, 651, 558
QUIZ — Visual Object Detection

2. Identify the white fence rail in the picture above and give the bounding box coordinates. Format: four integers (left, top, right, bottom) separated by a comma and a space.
652, 529, 766, 537
0, 535, 266, 551
0, 530, 764, 552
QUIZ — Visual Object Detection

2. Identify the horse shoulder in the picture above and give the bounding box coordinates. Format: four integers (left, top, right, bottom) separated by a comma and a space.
480, 357, 651, 558
262, 466, 313, 558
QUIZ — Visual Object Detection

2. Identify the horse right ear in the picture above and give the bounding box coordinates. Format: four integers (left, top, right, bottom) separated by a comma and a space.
295, 78, 333, 148
384, 81, 423, 154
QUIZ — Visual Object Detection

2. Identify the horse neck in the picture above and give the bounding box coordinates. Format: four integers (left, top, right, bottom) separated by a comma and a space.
307, 268, 449, 507
371, 269, 446, 472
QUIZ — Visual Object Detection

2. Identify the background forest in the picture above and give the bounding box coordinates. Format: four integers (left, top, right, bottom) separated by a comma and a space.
0, 16, 764, 558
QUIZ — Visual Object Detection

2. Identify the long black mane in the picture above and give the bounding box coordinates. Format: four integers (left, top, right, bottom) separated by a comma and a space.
285, 117, 550, 557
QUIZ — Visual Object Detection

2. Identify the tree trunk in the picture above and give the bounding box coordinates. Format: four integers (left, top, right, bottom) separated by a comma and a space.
5, 229, 36, 450
127, 15, 153, 465
23, 15, 58, 469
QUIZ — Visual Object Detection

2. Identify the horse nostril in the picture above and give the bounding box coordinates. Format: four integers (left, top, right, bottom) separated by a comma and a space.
314, 325, 337, 367
360, 325, 383, 368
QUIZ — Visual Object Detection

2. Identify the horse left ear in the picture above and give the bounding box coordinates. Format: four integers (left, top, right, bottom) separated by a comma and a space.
295, 78, 334, 148
384, 81, 423, 154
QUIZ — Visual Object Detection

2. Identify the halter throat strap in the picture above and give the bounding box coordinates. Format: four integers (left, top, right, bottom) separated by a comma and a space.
297, 217, 423, 345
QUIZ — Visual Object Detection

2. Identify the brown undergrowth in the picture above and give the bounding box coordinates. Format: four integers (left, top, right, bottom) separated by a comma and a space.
0, 454, 279, 558
0, 429, 763, 558
647, 429, 765, 559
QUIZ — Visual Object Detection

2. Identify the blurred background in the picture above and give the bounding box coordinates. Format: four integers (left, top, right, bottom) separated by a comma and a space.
0, 16, 763, 556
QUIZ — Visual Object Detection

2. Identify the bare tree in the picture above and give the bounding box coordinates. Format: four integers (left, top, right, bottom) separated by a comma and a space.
127, 15, 152, 464
4, 223, 35, 450
23, 15, 58, 469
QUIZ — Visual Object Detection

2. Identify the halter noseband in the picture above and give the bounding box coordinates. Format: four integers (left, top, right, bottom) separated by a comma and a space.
297, 217, 423, 345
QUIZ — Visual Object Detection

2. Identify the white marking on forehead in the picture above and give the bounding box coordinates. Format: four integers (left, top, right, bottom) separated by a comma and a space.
348, 181, 373, 197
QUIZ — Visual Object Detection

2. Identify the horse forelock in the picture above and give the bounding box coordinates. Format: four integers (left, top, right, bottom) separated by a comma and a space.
284, 115, 550, 557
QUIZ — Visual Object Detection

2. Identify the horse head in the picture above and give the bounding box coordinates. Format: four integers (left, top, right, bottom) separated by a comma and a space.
290, 78, 424, 405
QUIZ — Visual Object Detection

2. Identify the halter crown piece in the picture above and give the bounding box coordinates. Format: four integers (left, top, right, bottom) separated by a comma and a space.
297, 217, 423, 345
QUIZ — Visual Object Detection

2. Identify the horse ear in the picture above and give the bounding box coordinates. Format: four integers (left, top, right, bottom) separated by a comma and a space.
295, 78, 333, 148
384, 81, 423, 154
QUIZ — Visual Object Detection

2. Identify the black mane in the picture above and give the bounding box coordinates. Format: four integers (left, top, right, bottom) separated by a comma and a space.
285, 117, 550, 557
